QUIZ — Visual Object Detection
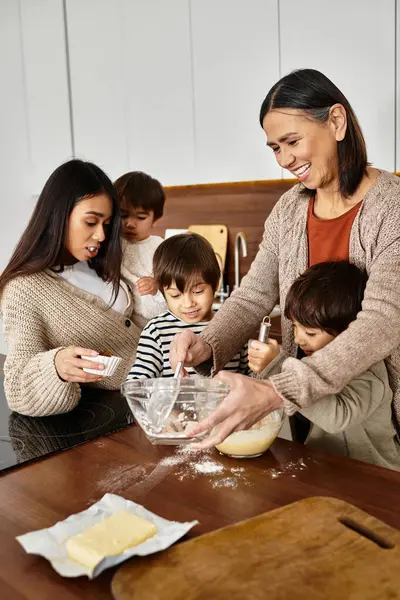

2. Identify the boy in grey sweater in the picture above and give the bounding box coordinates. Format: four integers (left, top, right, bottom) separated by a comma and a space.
249, 261, 400, 470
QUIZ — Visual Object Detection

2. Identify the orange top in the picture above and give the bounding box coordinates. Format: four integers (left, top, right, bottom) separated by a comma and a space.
307, 197, 362, 266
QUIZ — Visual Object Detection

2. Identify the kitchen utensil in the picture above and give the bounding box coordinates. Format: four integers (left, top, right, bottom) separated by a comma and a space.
145, 362, 183, 433
249, 315, 272, 380
258, 315, 271, 343
188, 225, 228, 269
112, 496, 400, 600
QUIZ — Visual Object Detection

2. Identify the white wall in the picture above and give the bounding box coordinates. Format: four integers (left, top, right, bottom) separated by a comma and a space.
280, 0, 396, 177
190, 0, 281, 183
20, 0, 73, 195
0, 0, 399, 355
0, 0, 33, 272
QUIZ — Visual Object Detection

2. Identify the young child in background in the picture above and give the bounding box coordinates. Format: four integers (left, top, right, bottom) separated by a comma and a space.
114, 171, 167, 325
248, 261, 400, 470
127, 233, 250, 379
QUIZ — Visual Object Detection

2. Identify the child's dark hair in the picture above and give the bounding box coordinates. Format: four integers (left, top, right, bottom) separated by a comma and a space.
153, 233, 221, 294
284, 261, 368, 335
114, 171, 165, 220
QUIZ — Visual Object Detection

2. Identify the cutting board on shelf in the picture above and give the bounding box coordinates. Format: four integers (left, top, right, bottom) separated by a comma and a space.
112, 496, 400, 600
188, 224, 228, 269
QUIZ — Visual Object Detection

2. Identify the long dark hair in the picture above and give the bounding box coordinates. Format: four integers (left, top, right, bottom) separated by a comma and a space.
259, 69, 368, 198
0, 159, 122, 299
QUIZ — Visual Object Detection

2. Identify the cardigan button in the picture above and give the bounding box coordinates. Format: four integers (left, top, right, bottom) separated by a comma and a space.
125, 319, 131, 327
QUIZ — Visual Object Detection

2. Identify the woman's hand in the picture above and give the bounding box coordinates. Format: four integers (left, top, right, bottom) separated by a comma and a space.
189, 371, 283, 449
169, 330, 213, 372
136, 276, 159, 296
55, 347, 105, 383
248, 338, 280, 374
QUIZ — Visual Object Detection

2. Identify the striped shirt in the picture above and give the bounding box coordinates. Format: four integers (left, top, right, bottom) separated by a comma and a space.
128, 311, 250, 379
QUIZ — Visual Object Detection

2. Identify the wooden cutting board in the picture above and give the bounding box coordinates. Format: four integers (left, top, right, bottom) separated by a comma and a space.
112, 496, 400, 600
188, 225, 228, 269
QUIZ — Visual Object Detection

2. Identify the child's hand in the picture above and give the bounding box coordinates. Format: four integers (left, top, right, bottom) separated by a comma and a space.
136, 276, 158, 296
248, 338, 280, 374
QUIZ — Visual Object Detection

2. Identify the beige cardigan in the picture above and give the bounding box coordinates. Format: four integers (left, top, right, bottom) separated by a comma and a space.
1, 270, 141, 416
200, 170, 400, 428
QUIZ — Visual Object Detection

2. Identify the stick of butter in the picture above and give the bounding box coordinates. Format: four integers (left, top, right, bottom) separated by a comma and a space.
66, 510, 157, 570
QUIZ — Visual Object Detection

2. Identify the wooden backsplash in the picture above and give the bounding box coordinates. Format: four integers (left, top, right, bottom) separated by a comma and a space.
153, 179, 295, 291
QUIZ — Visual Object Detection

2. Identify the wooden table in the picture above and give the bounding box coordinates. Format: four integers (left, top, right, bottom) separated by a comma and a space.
1, 405, 400, 600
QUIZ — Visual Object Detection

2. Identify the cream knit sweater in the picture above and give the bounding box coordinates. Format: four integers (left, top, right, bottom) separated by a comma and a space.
1, 270, 140, 416
200, 170, 400, 428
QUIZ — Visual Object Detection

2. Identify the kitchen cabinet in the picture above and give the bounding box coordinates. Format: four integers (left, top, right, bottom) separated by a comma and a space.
0, 0, 32, 271
120, 0, 195, 185
66, 0, 195, 185
20, 0, 72, 194
279, 0, 396, 177
190, 0, 281, 183
66, 0, 130, 180
65, 0, 396, 185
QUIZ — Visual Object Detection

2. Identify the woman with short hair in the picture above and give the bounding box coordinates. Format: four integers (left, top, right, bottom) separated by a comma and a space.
170, 69, 400, 448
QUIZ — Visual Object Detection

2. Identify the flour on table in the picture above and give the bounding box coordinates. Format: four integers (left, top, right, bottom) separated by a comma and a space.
157, 447, 253, 489
264, 458, 308, 479
192, 460, 224, 475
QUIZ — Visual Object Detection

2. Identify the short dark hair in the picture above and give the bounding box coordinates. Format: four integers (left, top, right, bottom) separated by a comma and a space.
0, 159, 121, 299
259, 69, 368, 198
284, 261, 368, 336
153, 233, 221, 294
114, 171, 165, 220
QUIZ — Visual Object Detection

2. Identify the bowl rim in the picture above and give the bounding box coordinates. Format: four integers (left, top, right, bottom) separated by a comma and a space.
121, 377, 230, 395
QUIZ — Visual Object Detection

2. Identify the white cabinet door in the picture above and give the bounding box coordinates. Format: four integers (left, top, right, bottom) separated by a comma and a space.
20, 0, 72, 194
191, 0, 281, 183
66, 0, 129, 180
280, 0, 395, 177
66, 0, 194, 185
121, 0, 195, 186
0, 0, 32, 269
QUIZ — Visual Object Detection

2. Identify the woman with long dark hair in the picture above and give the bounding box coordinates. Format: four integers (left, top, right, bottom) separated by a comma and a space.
170, 69, 400, 449
0, 159, 140, 416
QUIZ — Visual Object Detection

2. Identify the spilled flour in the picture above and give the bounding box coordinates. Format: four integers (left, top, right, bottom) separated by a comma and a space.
132, 447, 311, 493
264, 458, 308, 479
192, 460, 224, 475
157, 446, 252, 489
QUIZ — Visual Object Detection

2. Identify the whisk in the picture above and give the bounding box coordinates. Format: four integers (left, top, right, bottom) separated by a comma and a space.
258, 315, 271, 344
147, 361, 183, 433
251, 315, 271, 379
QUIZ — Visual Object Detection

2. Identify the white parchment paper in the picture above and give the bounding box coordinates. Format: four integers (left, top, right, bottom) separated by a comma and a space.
16, 493, 198, 579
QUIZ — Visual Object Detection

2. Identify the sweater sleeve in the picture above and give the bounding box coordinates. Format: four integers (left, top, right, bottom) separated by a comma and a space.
2, 280, 81, 416
197, 200, 281, 375
270, 197, 400, 414
300, 368, 387, 434
126, 322, 163, 379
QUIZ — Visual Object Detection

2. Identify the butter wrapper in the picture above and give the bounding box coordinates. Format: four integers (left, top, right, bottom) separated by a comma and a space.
16, 493, 198, 579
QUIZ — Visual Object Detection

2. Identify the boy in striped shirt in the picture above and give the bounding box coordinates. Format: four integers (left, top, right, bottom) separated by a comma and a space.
127, 233, 250, 379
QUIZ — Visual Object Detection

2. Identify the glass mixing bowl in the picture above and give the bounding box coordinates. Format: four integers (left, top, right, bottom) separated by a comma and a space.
215, 409, 284, 458
121, 378, 230, 445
